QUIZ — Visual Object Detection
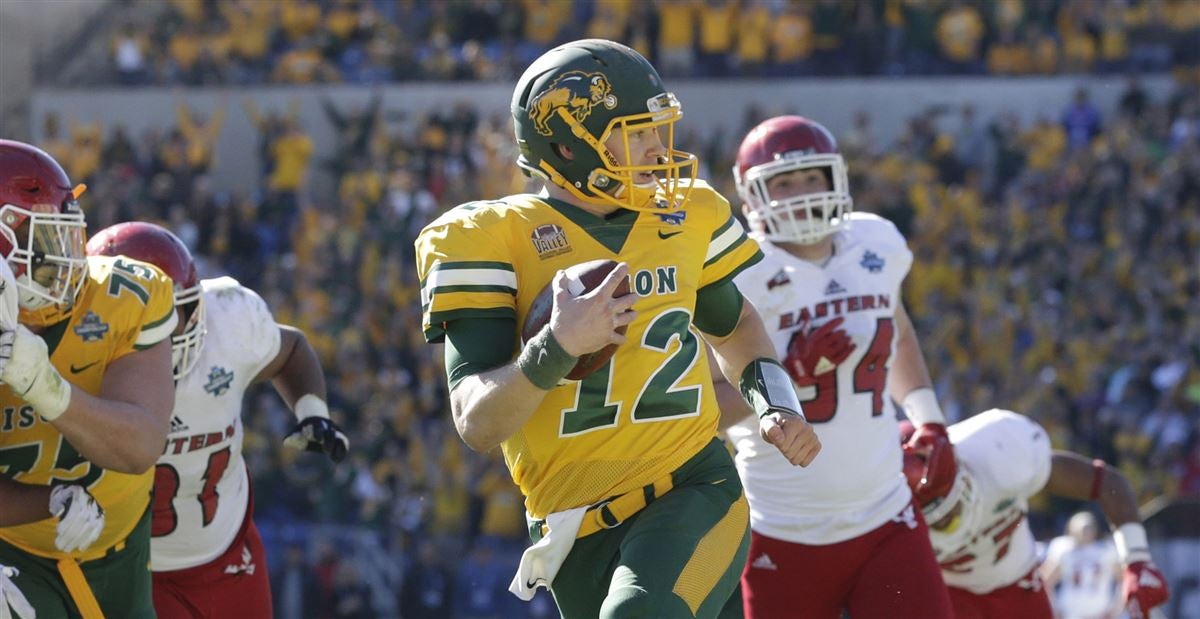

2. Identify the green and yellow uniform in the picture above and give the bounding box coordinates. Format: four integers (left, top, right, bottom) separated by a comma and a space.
0, 255, 177, 618
417, 181, 762, 617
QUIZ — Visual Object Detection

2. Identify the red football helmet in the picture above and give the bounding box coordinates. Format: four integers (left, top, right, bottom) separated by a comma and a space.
86, 222, 205, 379
0, 139, 89, 320
733, 116, 852, 245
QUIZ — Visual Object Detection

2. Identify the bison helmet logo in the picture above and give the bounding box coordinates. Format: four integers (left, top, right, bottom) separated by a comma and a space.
529, 71, 618, 137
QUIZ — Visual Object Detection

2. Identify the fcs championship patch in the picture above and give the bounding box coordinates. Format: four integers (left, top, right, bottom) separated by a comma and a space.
73, 311, 110, 342
531, 223, 571, 259
203, 366, 235, 397
860, 250, 885, 273
528, 71, 618, 137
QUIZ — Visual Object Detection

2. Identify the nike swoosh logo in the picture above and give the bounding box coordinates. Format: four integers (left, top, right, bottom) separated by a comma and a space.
69, 361, 99, 374
657, 230, 683, 240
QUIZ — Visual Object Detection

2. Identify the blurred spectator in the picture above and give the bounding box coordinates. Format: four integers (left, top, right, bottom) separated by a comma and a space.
1061, 87, 1102, 150
399, 541, 454, 619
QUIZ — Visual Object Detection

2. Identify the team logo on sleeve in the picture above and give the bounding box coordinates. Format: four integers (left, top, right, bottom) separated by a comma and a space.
860, 250, 885, 273
531, 224, 572, 259
766, 270, 791, 290
203, 366, 235, 397
72, 312, 110, 342
528, 71, 618, 137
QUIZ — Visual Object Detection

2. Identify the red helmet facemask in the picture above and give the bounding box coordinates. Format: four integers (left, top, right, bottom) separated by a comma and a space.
86, 221, 204, 379
0, 140, 88, 322
733, 116, 853, 245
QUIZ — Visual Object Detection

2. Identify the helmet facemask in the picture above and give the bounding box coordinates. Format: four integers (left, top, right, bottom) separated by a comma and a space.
0, 197, 87, 313
530, 92, 698, 214
737, 152, 852, 245
171, 282, 206, 380
923, 468, 979, 549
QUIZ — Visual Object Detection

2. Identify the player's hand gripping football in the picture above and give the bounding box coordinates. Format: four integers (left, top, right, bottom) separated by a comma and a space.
548, 263, 637, 358
1123, 560, 1169, 618
50, 484, 105, 554
903, 423, 956, 505
0, 564, 34, 619
784, 317, 856, 379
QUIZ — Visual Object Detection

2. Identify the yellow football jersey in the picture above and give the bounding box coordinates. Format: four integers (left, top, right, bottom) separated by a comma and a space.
0, 255, 177, 561
416, 181, 762, 518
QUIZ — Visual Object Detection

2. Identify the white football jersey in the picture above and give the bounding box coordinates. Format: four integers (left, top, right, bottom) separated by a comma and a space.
151, 277, 281, 572
1045, 536, 1120, 618
930, 409, 1053, 594
728, 213, 915, 544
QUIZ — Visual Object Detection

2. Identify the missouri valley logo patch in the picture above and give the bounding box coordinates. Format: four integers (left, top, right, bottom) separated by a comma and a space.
531, 224, 571, 259
73, 311, 110, 342
528, 71, 618, 137
860, 250, 885, 273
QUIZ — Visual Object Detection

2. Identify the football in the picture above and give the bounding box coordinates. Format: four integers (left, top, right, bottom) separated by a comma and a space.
521, 259, 631, 381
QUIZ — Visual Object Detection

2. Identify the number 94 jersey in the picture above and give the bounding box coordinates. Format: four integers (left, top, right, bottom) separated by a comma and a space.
0, 255, 177, 561
151, 277, 281, 572
727, 213, 914, 545
416, 182, 762, 519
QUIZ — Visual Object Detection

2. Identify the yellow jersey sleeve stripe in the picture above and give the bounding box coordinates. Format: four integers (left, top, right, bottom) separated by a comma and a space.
704, 217, 746, 265
134, 308, 178, 349
700, 237, 763, 291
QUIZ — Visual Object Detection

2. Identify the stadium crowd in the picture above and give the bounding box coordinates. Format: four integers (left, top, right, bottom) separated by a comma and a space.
36, 63, 1200, 619
105, 0, 1200, 86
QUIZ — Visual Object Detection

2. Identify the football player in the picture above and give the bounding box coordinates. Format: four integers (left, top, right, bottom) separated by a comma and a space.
902, 410, 1170, 619
1041, 511, 1123, 619
87, 221, 349, 619
415, 39, 820, 618
713, 115, 954, 618
0, 139, 178, 618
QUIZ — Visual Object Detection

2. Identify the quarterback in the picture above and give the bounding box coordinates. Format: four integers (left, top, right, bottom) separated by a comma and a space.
713, 116, 953, 618
87, 222, 349, 619
0, 140, 178, 617
415, 39, 819, 618
903, 409, 1170, 619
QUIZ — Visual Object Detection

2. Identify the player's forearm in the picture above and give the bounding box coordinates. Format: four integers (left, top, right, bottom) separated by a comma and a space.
707, 301, 776, 382
450, 363, 547, 452
52, 390, 171, 474
887, 305, 934, 403
1045, 452, 1141, 526
270, 326, 328, 408
0, 478, 51, 526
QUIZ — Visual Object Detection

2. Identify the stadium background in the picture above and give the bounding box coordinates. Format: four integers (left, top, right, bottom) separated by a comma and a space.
1, 0, 1198, 617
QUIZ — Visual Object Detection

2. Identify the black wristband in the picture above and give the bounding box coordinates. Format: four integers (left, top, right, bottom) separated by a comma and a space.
739, 358, 805, 420
518, 326, 578, 390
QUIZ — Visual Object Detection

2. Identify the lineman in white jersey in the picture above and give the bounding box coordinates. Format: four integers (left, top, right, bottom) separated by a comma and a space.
713, 116, 954, 619
902, 409, 1170, 619
1042, 512, 1123, 619
87, 222, 349, 619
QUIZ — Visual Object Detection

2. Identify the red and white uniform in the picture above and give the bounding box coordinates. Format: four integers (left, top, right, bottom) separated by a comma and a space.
151, 277, 279, 617
729, 213, 914, 543
730, 213, 950, 619
932, 409, 1055, 619
1044, 536, 1120, 619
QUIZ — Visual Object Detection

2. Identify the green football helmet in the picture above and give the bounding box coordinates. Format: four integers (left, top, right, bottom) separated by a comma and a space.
512, 39, 697, 213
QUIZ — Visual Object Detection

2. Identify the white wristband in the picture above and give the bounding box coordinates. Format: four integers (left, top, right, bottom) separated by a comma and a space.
902, 387, 945, 426
294, 394, 330, 422
1113, 522, 1151, 564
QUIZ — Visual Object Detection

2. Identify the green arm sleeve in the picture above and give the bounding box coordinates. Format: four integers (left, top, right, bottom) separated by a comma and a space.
693, 279, 745, 338
443, 316, 518, 391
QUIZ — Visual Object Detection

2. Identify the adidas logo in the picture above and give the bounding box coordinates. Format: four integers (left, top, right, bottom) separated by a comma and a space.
170, 416, 189, 433
767, 270, 790, 290
824, 279, 845, 295
751, 553, 777, 571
